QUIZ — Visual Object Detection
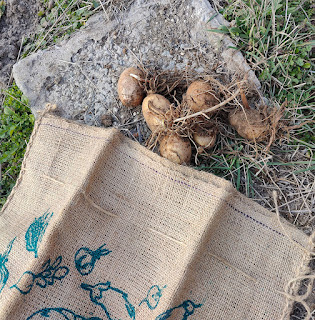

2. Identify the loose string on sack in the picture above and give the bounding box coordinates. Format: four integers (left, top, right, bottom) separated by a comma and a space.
273, 191, 315, 320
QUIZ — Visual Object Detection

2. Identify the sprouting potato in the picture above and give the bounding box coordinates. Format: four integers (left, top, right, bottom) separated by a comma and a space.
186, 80, 219, 112
117, 67, 145, 107
193, 126, 217, 149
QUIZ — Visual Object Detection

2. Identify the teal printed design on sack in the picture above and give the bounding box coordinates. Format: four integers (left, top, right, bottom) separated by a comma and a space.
156, 300, 202, 320
75, 243, 112, 276
10, 256, 69, 294
0, 237, 16, 294
25, 211, 53, 258
81, 282, 135, 320
139, 285, 167, 310
26, 307, 102, 320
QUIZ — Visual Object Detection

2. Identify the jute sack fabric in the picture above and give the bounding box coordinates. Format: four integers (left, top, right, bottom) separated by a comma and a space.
0, 113, 313, 320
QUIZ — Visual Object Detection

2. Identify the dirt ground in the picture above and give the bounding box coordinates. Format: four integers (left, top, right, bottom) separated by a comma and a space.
0, 0, 40, 89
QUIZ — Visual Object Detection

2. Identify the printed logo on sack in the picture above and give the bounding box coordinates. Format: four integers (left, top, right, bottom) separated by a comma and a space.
81, 281, 135, 320
75, 243, 112, 276
10, 256, 69, 294
0, 237, 16, 294
155, 300, 202, 320
26, 307, 101, 320
25, 211, 54, 258
139, 285, 167, 310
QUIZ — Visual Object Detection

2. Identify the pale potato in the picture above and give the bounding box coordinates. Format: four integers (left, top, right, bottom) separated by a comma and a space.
186, 80, 219, 112
159, 134, 191, 165
229, 109, 267, 140
193, 126, 217, 149
117, 67, 145, 107
142, 94, 171, 132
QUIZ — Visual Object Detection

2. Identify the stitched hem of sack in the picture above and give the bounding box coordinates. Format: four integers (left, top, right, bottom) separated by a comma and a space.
281, 231, 315, 320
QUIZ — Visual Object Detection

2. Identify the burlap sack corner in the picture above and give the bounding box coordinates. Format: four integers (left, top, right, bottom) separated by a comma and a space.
0, 113, 314, 320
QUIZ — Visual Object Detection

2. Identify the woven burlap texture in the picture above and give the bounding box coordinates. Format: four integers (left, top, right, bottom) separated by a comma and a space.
0, 114, 313, 320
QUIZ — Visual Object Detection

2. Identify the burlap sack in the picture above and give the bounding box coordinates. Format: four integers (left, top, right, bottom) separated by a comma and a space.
0, 113, 314, 320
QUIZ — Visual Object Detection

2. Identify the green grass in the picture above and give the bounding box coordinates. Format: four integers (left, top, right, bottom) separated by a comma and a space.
200, 0, 315, 198
211, 0, 314, 106
22, 0, 102, 57
0, 84, 34, 207
0, 1, 5, 19
1, 0, 102, 207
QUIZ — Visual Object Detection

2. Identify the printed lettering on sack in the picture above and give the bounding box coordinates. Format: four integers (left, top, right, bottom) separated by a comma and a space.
81, 281, 135, 320
10, 256, 69, 294
75, 243, 111, 276
25, 211, 53, 258
26, 307, 102, 320
155, 300, 202, 320
139, 285, 167, 310
0, 237, 16, 294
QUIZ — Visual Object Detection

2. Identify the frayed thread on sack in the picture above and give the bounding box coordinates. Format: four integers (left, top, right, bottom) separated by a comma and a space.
280, 235, 315, 320
37, 103, 58, 117
273, 191, 315, 320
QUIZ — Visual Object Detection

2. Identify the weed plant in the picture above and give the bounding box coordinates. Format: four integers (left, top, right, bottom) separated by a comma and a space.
0, 84, 34, 207
200, 0, 314, 228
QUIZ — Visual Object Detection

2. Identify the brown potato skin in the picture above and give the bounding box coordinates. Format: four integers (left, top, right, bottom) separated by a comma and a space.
186, 80, 218, 112
193, 127, 217, 149
117, 67, 145, 107
142, 94, 171, 132
229, 109, 267, 140
159, 134, 192, 165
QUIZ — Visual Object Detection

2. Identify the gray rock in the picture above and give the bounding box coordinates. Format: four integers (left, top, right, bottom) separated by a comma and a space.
13, 0, 260, 125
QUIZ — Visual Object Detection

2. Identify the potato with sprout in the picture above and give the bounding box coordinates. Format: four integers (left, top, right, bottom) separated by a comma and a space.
117, 67, 145, 107
193, 126, 217, 149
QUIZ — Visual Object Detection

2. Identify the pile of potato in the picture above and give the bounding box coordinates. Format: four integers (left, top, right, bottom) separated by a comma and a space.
117, 67, 267, 165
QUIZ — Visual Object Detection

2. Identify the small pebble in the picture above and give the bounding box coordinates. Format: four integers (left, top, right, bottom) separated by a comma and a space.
101, 114, 113, 127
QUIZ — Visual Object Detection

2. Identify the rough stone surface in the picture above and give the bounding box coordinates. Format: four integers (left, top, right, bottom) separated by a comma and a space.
13, 0, 260, 129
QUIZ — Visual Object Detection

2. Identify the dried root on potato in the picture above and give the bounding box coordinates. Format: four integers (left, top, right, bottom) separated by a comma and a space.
193, 125, 217, 149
